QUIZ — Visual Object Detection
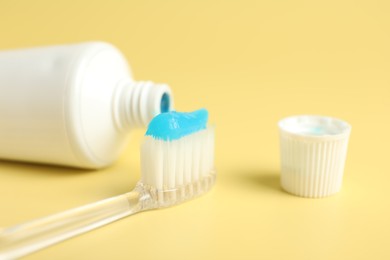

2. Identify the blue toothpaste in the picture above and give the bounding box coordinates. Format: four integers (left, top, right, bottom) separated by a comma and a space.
146, 109, 208, 141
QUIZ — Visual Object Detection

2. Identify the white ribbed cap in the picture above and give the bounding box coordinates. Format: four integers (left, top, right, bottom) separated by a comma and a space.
278, 115, 351, 198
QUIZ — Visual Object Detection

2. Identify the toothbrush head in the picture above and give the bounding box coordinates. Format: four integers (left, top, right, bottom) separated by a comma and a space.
139, 109, 215, 208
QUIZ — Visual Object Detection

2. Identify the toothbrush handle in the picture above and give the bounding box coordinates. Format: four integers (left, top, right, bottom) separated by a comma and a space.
0, 191, 145, 259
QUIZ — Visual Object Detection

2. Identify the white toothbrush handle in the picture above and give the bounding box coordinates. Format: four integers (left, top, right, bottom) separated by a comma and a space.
0, 191, 146, 259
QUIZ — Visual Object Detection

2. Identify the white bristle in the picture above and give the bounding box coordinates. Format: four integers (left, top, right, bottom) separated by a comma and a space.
140, 127, 215, 206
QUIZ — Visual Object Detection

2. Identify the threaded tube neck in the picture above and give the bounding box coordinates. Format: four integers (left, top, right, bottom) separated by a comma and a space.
114, 80, 173, 131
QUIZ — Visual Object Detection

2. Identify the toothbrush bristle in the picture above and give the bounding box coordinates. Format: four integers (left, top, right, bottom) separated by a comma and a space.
140, 127, 215, 207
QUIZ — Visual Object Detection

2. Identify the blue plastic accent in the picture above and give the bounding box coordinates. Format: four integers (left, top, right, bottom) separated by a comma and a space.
146, 109, 208, 140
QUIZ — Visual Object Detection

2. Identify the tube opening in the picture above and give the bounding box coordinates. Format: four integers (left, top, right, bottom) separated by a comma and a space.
160, 93, 170, 113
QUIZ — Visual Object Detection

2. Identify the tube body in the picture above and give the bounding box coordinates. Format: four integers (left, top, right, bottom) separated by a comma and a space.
0, 42, 171, 168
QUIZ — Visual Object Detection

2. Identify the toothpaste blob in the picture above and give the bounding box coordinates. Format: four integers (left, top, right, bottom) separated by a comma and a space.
146, 109, 208, 140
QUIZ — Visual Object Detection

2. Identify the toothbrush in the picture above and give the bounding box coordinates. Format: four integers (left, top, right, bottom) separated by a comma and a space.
0, 109, 215, 259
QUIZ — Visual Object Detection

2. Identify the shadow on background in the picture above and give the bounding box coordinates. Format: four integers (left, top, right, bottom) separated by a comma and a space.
0, 159, 140, 198
224, 168, 289, 196
0, 159, 95, 177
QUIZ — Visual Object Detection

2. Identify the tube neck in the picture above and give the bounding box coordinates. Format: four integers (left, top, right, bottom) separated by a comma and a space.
113, 79, 173, 131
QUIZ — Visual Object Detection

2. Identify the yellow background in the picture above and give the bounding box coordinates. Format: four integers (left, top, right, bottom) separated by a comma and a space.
1, 0, 390, 259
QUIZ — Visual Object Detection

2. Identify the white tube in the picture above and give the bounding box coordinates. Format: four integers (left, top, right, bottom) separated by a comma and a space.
0, 42, 173, 169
